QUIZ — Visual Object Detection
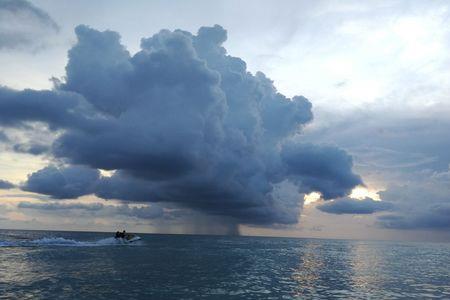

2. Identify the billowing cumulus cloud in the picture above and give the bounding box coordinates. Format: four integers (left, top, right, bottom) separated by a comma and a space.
0, 25, 361, 226
317, 197, 393, 215
0, 0, 59, 50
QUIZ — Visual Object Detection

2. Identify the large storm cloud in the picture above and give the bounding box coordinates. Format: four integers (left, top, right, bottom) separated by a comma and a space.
0, 25, 362, 226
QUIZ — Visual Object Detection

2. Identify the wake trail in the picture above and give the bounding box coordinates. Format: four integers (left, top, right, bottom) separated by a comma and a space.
0, 236, 143, 247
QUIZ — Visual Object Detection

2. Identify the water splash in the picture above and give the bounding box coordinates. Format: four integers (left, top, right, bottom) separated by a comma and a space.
0, 236, 142, 247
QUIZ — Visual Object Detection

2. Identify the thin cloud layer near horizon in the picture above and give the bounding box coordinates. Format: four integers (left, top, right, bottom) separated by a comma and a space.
1, 0, 450, 241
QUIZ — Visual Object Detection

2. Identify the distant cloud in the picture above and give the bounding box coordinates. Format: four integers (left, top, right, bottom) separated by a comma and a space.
18, 201, 103, 211
304, 107, 450, 173
0, 130, 8, 142
0, 179, 14, 189
0, 24, 361, 226
0, 0, 59, 50
18, 201, 164, 220
377, 170, 450, 230
304, 104, 450, 230
377, 207, 450, 230
0, 193, 49, 200
13, 142, 49, 155
317, 197, 393, 215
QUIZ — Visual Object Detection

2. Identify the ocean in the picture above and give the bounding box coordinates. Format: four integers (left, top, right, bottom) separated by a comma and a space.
0, 229, 449, 299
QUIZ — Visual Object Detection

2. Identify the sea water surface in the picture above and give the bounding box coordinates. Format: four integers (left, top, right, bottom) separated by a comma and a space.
0, 230, 449, 299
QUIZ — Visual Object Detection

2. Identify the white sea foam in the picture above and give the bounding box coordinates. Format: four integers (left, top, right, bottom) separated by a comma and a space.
0, 236, 142, 247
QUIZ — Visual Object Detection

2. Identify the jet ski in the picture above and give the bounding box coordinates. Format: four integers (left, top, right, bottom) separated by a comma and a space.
122, 233, 141, 243
114, 231, 141, 243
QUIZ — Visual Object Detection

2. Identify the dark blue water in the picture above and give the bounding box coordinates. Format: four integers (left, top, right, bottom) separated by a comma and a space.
0, 230, 449, 299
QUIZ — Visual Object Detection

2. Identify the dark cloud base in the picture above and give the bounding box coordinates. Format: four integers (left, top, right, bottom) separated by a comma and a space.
317, 197, 392, 215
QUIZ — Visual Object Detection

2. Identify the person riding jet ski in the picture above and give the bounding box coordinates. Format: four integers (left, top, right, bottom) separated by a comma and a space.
114, 230, 141, 242
115, 230, 126, 238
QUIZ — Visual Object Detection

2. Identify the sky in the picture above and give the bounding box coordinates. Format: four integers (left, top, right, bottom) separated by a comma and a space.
1, 0, 450, 241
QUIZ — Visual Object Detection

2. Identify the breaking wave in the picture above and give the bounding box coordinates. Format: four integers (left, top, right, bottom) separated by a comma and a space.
0, 237, 142, 247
